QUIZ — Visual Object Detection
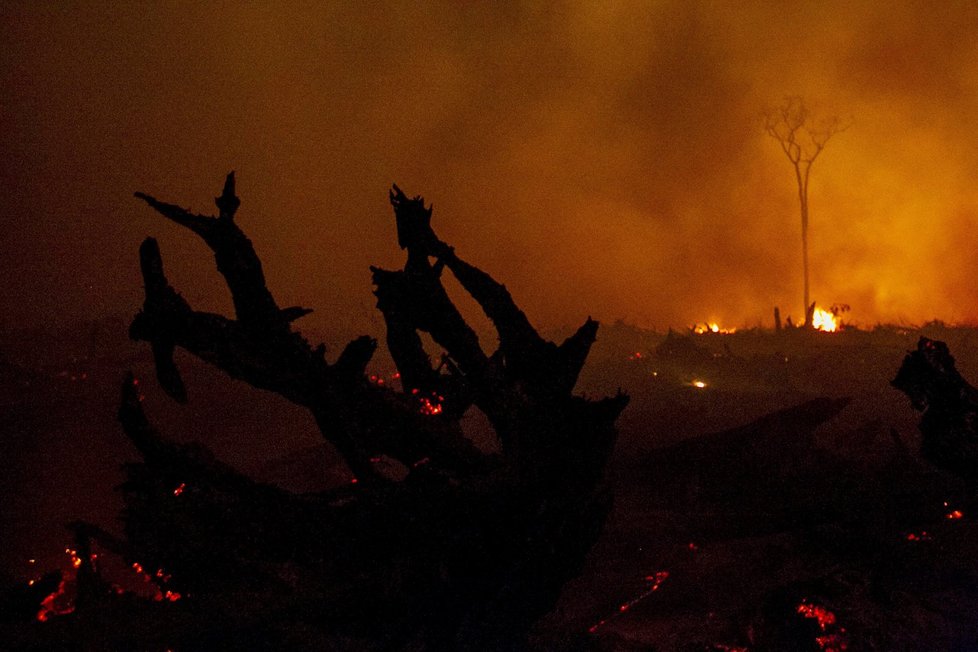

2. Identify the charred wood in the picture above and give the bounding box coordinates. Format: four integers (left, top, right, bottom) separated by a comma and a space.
99, 175, 628, 649
892, 336, 978, 481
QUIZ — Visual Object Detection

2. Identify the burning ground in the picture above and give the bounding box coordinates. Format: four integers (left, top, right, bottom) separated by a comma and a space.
5, 318, 978, 649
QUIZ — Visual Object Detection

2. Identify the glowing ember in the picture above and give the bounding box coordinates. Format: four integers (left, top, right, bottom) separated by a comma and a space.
588, 570, 669, 633
37, 579, 72, 622
130, 561, 180, 601
369, 371, 402, 385
419, 397, 443, 415
797, 602, 836, 629
628, 351, 644, 360
172, 482, 186, 496
796, 601, 848, 651
816, 634, 849, 651
905, 530, 931, 541
691, 380, 707, 389
943, 501, 964, 519
36, 547, 85, 622
132, 562, 154, 583
154, 589, 182, 602
35, 547, 185, 618
811, 307, 838, 332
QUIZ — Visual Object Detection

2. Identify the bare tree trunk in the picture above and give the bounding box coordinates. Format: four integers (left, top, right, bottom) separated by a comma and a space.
800, 192, 810, 326
795, 166, 811, 327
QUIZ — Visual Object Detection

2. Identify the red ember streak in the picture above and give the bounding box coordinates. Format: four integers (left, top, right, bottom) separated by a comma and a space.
588, 571, 669, 634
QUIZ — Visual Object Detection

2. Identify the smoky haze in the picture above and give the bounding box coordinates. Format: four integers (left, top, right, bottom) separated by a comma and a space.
3, 1, 978, 339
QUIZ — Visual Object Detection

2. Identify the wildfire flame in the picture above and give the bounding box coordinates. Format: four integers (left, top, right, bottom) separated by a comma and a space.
693, 322, 736, 334
811, 307, 838, 332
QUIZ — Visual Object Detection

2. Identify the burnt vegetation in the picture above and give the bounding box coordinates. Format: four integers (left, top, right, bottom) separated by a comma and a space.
14, 174, 626, 650
893, 337, 978, 483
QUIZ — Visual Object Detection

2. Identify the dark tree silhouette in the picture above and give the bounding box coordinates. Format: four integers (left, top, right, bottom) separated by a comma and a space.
764, 96, 847, 326
55, 174, 627, 650
893, 337, 978, 481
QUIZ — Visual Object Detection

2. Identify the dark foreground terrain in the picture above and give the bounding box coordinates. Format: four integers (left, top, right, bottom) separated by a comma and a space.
4, 318, 978, 649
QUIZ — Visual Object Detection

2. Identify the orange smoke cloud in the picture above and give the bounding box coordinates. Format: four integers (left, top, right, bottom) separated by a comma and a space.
2, 1, 977, 336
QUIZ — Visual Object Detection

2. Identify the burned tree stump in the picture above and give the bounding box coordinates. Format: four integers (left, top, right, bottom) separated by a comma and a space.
82, 174, 628, 650
893, 336, 978, 481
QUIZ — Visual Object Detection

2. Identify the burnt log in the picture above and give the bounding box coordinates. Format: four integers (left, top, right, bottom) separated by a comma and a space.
892, 336, 978, 481
103, 175, 628, 649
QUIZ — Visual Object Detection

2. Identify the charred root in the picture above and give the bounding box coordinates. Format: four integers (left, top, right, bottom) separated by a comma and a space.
69, 175, 630, 649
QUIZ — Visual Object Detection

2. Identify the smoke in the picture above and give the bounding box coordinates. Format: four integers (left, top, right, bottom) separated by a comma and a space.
2, 1, 977, 336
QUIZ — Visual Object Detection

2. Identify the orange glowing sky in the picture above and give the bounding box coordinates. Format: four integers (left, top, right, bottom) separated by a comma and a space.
3, 1, 978, 337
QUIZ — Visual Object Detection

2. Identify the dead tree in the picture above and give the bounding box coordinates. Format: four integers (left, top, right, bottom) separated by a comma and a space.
90, 173, 628, 650
764, 97, 847, 326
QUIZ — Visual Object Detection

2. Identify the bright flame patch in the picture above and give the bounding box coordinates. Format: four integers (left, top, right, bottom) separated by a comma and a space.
693, 322, 736, 334
811, 308, 838, 332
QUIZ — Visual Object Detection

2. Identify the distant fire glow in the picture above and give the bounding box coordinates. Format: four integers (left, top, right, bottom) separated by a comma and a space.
811, 308, 838, 332
693, 322, 736, 334
691, 380, 707, 389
